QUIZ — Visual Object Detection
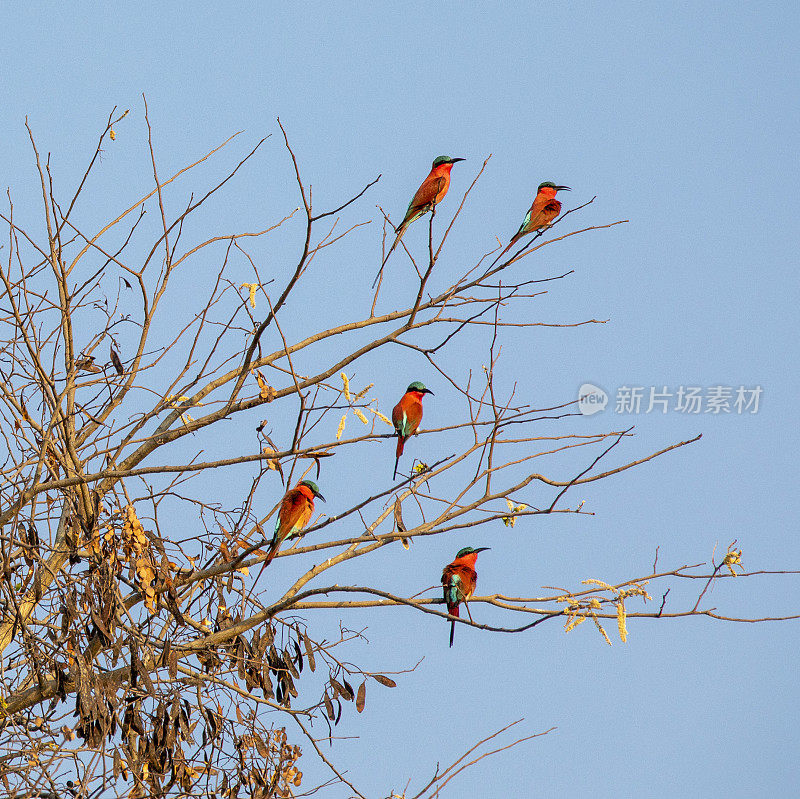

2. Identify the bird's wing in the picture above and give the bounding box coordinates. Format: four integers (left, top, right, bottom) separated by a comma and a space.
276, 489, 310, 538
526, 199, 561, 231
393, 399, 421, 438
392, 400, 403, 429
442, 568, 463, 608
406, 174, 446, 218
394, 410, 412, 438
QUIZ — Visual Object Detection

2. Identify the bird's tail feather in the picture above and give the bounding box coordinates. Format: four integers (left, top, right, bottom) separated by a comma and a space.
372, 224, 407, 289
490, 235, 519, 268
448, 605, 459, 647
393, 436, 405, 480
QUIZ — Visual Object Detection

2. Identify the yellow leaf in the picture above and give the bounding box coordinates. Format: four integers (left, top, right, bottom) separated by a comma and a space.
353, 408, 369, 425
123, 504, 147, 558
722, 545, 744, 577
254, 370, 276, 401
336, 414, 346, 440
502, 499, 527, 526
164, 394, 195, 426
262, 446, 283, 475
340, 372, 351, 402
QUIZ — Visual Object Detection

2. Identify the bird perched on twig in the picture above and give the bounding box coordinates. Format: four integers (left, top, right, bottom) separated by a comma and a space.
391, 381, 434, 480
495, 181, 571, 262
373, 155, 465, 288
441, 546, 490, 647
265, 480, 326, 566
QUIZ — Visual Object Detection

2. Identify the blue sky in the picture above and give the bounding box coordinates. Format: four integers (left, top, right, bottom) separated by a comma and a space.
3, 2, 799, 796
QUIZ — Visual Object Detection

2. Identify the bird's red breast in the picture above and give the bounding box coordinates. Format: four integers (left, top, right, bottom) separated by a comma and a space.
392, 391, 425, 439
407, 163, 454, 216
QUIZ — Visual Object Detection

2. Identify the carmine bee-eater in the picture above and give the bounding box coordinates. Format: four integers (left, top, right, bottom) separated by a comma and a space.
392, 381, 434, 480
372, 155, 466, 288
441, 546, 490, 647
265, 480, 325, 566
496, 181, 571, 261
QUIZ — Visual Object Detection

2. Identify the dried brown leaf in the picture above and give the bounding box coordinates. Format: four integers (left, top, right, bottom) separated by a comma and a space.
370, 674, 397, 688
356, 680, 366, 713
323, 692, 334, 721
110, 345, 124, 375
303, 633, 316, 672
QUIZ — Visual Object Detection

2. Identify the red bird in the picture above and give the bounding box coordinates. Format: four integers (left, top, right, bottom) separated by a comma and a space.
496, 181, 571, 261
372, 155, 465, 288
441, 546, 490, 647
265, 480, 325, 566
391, 381, 434, 480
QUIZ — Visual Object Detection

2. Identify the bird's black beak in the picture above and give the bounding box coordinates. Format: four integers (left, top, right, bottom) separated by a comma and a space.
555, 185, 571, 191
449, 158, 466, 164
423, 388, 435, 396
474, 547, 491, 553
315, 492, 326, 503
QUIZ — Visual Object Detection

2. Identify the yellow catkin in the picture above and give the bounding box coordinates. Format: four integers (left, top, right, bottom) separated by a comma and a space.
370, 408, 393, 426
354, 383, 374, 400
592, 614, 612, 646
341, 372, 351, 402
582, 578, 615, 591
240, 283, 258, 308
336, 414, 347, 440
564, 613, 587, 632
617, 601, 628, 642
353, 408, 369, 425
619, 584, 652, 602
